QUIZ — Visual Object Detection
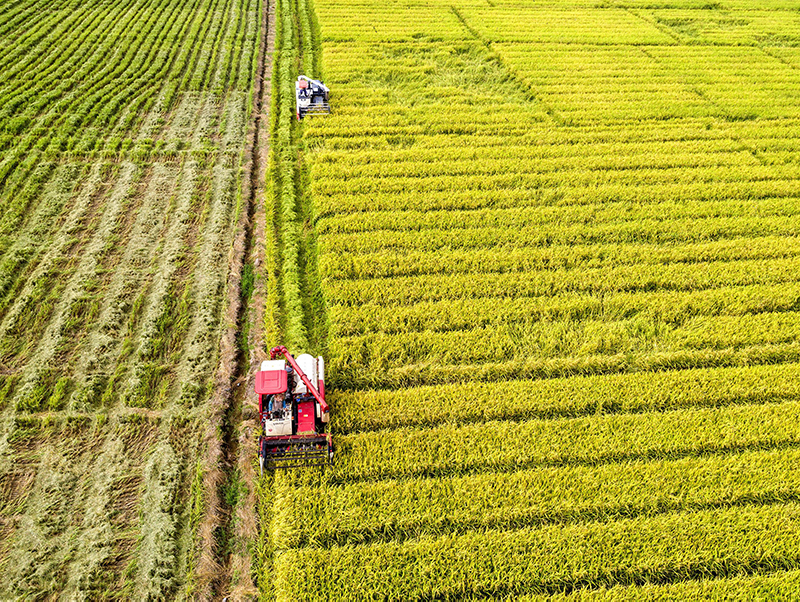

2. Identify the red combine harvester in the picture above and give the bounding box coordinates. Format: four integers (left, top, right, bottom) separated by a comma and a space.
255, 346, 333, 473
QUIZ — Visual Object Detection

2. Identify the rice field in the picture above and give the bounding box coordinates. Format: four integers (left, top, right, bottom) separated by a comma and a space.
255, 0, 800, 598
3, 0, 800, 598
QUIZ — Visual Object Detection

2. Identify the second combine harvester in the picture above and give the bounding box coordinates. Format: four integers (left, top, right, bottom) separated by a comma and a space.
296, 75, 330, 119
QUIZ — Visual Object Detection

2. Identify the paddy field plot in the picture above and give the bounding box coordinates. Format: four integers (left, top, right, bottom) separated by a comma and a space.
256, 0, 800, 599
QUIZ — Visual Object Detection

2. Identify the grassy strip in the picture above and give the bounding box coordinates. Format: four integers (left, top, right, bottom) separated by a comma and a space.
268, 0, 307, 352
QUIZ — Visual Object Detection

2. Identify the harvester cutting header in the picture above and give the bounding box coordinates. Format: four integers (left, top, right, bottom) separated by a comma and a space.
256, 346, 333, 473
296, 75, 330, 120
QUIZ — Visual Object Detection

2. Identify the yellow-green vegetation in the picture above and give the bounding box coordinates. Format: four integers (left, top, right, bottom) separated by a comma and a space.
255, 0, 800, 598
0, 0, 263, 597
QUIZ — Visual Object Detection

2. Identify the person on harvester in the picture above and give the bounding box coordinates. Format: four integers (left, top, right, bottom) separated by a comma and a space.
298, 79, 309, 99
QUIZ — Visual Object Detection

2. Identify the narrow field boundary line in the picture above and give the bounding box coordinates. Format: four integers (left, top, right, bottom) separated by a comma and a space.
228, 0, 277, 593
194, 0, 273, 598
623, 7, 683, 45
449, 6, 563, 124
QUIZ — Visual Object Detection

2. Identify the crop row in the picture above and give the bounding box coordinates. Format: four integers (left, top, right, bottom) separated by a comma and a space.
329, 280, 800, 339
328, 398, 800, 482
315, 197, 800, 237
515, 569, 800, 601
329, 362, 800, 433
320, 234, 800, 279
267, 0, 311, 352
322, 226, 800, 261
309, 138, 751, 169
309, 164, 800, 198
275, 446, 800, 548
320, 138, 763, 169
303, 108, 800, 148
274, 502, 800, 600
331, 324, 798, 388
339, 341, 800, 390
353, 308, 800, 358
311, 149, 754, 178
305, 125, 800, 160
309, 151, 763, 181
313, 178, 800, 217
325, 255, 800, 306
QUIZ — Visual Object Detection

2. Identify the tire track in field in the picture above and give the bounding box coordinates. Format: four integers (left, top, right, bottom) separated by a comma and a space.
230, 0, 276, 595
194, 0, 274, 597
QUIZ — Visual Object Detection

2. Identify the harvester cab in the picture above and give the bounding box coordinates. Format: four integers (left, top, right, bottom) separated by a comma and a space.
256, 346, 333, 473
296, 75, 330, 120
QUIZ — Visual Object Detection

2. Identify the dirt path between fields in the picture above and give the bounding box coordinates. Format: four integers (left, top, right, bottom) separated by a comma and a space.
195, 0, 274, 598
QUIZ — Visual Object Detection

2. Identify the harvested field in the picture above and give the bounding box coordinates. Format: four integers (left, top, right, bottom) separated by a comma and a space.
0, 0, 267, 598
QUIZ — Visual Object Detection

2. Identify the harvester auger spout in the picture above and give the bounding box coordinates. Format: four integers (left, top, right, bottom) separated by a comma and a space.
255, 346, 333, 474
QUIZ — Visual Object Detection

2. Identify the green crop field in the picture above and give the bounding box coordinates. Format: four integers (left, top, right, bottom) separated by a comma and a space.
3, 0, 800, 599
